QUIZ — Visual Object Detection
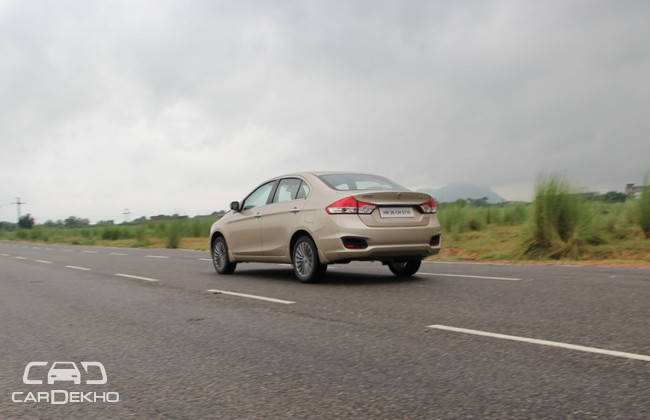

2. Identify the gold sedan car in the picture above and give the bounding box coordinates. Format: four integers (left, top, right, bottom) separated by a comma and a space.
209, 172, 441, 282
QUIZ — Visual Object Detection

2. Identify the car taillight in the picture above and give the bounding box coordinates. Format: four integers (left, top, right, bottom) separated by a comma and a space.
419, 197, 437, 214
326, 197, 377, 214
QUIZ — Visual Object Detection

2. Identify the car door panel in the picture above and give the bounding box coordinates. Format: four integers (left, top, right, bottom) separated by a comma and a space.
260, 178, 306, 257
226, 210, 262, 257
227, 181, 276, 257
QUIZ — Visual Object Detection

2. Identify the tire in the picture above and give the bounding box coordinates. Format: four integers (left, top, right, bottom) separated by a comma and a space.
388, 259, 421, 277
212, 236, 237, 274
292, 236, 327, 283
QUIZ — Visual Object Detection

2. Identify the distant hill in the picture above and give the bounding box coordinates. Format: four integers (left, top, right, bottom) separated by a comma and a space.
417, 183, 505, 204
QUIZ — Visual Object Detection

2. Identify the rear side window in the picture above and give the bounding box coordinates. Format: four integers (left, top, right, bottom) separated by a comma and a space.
318, 173, 406, 191
296, 181, 310, 199
273, 178, 302, 203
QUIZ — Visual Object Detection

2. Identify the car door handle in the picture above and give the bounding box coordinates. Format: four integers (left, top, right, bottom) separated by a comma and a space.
255, 212, 262, 218
290, 208, 300, 213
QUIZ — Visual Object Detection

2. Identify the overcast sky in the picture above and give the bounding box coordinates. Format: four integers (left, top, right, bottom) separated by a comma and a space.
1, 0, 649, 223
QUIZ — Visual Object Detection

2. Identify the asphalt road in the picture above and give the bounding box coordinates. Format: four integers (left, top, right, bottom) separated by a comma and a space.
1, 240, 649, 419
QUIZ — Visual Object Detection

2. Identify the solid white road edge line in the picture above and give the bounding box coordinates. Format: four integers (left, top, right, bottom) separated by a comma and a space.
65, 265, 91, 271
428, 324, 650, 362
115, 273, 159, 282
206, 289, 295, 305
35, 260, 52, 264
421, 272, 521, 281
146, 255, 169, 259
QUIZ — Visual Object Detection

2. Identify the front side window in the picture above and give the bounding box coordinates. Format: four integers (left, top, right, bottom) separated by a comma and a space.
273, 178, 302, 203
318, 173, 406, 191
242, 182, 276, 210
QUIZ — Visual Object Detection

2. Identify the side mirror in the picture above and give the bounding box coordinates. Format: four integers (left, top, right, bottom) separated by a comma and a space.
230, 201, 240, 212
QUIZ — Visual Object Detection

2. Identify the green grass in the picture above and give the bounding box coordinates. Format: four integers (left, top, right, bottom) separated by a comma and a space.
3, 217, 217, 249
437, 202, 530, 239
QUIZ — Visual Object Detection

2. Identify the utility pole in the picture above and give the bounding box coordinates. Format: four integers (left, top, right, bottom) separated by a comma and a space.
122, 208, 131, 223
11, 197, 26, 223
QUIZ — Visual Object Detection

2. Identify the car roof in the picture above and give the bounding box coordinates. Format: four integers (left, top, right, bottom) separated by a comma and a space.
271, 171, 378, 178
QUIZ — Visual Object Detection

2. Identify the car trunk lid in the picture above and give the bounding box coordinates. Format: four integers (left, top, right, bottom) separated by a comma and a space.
352, 191, 432, 227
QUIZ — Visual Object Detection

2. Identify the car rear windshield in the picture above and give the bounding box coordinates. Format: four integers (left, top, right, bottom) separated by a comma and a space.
318, 173, 406, 191
52, 362, 76, 369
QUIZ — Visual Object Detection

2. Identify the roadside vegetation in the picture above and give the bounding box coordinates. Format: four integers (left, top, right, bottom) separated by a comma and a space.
1, 175, 648, 264
435, 175, 648, 264
0, 217, 216, 250
640, 176, 650, 238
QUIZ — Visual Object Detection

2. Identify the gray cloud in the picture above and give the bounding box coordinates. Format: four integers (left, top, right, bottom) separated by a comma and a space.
1, 0, 649, 222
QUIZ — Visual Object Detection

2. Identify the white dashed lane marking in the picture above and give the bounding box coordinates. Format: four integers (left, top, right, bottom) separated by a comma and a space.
15, 256, 27, 260
428, 325, 650, 362
207, 289, 295, 305
35, 260, 52, 264
199, 258, 212, 261
83, 250, 97, 254
65, 265, 91, 271
146, 255, 169, 259
110, 252, 128, 256
0, 253, 9, 257
115, 273, 159, 283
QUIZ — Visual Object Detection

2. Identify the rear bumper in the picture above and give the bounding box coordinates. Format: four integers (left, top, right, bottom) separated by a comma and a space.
314, 214, 441, 263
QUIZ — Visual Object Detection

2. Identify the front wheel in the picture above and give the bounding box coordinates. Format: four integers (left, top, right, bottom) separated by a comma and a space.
388, 259, 421, 277
212, 236, 237, 274
292, 236, 327, 283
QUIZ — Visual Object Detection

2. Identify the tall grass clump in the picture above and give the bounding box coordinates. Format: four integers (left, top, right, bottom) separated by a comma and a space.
165, 219, 183, 248
639, 176, 650, 238
503, 203, 528, 225
524, 175, 589, 259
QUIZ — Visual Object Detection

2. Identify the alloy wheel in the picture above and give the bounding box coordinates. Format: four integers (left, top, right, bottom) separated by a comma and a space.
213, 240, 227, 271
294, 241, 314, 278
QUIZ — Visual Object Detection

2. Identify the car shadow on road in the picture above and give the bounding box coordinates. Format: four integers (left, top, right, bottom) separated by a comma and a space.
233, 267, 428, 286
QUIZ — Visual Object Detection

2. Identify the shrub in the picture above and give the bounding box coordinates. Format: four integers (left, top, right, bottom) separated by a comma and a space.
18, 214, 35, 229
136, 226, 147, 242
166, 219, 183, 248
640, 177, 650, 238
102, 226, 121, 240
190, 220, 203, 237
524, 175, 586, 258
503, 203, 528, 225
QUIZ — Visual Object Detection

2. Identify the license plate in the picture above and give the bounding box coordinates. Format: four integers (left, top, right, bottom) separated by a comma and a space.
379, 207, 414, 218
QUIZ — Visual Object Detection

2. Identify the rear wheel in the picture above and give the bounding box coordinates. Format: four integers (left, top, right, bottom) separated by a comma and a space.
212, 236, 237, 274
292, 236, 327, 283
388, 259, 421, 277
